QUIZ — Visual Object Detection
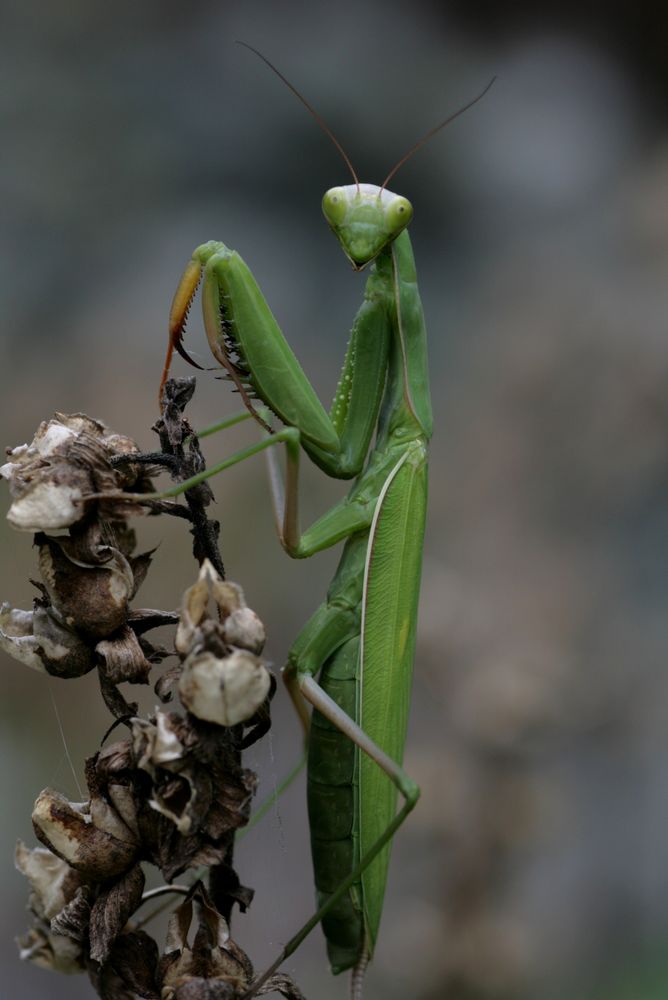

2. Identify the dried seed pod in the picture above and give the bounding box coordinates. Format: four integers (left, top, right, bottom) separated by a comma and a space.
16, 913, 86, 975
0, 601, 95, 677
175, 561, 270, 727
37, 534, 136, 639
88, 863, 145, 964
1, 415, 156, 693
15, 841, 88, 974
126, 710, 258, 873
175, 562, 265, 656
1, 413, 147, 531
93, 929, 160, 997
131, 713, 194, 835
160, 886, 254, 998
179, 648, 271, 728
158, 885, 308, 999
32, 789, 139, 880
15, 841, 88, 926
223, 607, 266, 655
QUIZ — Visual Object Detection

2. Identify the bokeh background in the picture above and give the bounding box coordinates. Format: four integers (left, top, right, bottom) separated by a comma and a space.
2, 2, 667, 998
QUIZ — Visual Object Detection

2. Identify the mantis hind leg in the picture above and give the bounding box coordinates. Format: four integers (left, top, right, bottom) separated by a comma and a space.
244, 655, 420, 999
299, 673, 420, 958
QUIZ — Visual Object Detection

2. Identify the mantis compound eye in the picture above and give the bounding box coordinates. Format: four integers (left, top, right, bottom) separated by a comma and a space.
387, 196, 413, 234
322, 187, 348, 226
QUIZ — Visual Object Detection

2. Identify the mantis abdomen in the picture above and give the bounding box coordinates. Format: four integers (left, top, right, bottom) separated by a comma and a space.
305, 440, 428, 972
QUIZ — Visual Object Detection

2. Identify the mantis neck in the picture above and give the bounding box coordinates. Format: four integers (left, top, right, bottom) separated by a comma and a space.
372, 231, 432, 448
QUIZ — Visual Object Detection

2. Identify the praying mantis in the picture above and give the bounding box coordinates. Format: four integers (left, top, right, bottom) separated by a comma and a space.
159, 48, 493, 998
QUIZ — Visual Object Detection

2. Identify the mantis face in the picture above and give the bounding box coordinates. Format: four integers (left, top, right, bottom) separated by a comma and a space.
322, 183, 413, 269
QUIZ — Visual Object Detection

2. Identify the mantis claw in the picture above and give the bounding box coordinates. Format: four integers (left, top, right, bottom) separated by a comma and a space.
172, 337, 205, 370
160, 258, 204, 404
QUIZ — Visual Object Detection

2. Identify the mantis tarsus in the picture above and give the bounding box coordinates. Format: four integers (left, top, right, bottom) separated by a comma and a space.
159, 48, 493, 999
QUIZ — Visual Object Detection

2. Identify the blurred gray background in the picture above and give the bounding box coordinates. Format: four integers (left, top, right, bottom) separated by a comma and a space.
2, 1, 668, 998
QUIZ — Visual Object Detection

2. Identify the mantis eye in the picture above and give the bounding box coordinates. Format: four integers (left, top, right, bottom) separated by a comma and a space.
387, 196, 413, 232
322, 188, 347, 226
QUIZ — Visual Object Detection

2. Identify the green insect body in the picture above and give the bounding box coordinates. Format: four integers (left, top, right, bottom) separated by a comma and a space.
164, 180, 442, 997
285, 222, 431, 970
151, 40, 493, 995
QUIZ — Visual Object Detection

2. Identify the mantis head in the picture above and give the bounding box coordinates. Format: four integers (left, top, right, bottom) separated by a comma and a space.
238, 43, 493, 270
322, 183, 413, 270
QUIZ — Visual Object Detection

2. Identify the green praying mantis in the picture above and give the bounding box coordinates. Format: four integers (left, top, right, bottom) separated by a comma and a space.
158, 47, 493, 999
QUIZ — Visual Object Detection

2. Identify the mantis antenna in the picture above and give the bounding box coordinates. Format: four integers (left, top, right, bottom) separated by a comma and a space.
380, 75, 496, 191
237, 41, 360, 189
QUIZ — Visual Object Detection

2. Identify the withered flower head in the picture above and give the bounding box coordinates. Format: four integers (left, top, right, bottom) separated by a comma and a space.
15, 841, 89, 974
1, 412, 146, 532
130, 708, 258, 859
176, 561, 270, 728
132, 712, 194, 835
156, 883, 307, 998
7, 401, 305, 998
32, 787, 140, 881
0, 535, 154, 682
160, 885, 253, 997
0, 601, 95, 676
1, 414, 158, 689
36, 527, 138, 640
